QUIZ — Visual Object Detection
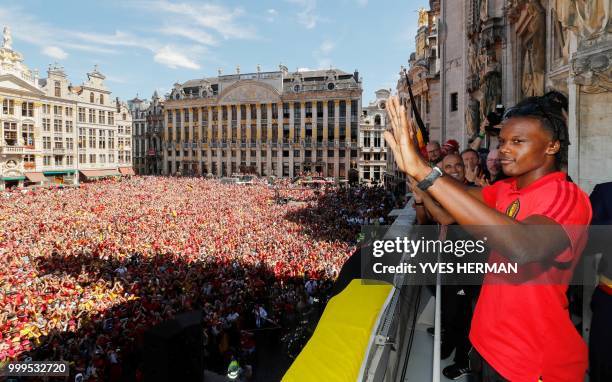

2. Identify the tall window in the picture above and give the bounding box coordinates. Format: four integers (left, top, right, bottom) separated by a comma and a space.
22, 124, 34, 146
66, 137, 74, 150
2, 99, 14, 115
3, 122, 17, 145
78, 107, 85, 122
89, 154, 96, 163
99, 110, 106, 124
54, 136, 63, 149
43, 118, 51, 132
90, 92, 95, 103
78, 128, 86, 149
108, 131, 115, 149
88, 109, 95, 123
450, 92, 458, 112
108, 111, 114, 125
54, 81, 61, 97
99, 94, 104, 104
65, 120, 73, 133
99, 130, 106, 149
88, 129, 96, 149
42, 136, 51, 149
54, 119, 62, 132
65, 107, 73, 117
22, 102, 34, 117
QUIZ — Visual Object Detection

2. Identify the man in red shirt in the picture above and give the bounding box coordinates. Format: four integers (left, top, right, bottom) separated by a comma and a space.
385, 91, 591, 381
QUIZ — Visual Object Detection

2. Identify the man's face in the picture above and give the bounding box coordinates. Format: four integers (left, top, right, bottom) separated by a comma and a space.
461, 151, 479, 169
486, 149, 501, 176
498, 117, 557, 177
442, 154, 466, 183
427, 143, 442, 162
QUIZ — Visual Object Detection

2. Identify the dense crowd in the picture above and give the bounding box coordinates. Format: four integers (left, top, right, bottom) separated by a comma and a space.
0, 177, 394, 380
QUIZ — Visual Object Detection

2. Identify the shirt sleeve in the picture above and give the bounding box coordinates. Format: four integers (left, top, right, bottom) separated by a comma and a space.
543, 183, 593, 263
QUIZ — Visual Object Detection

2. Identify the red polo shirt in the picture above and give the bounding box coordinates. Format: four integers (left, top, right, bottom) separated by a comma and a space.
470, 172, 592, 381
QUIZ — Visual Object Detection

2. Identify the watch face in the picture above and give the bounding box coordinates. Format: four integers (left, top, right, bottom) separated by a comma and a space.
327, 82, 335, 90
294, 84, 300, 92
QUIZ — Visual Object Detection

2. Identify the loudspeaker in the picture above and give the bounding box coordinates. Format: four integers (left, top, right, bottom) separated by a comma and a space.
144, 310, 204, 382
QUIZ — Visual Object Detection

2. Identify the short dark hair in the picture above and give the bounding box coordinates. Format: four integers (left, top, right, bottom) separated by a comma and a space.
460, 148, 479, 157
502, 91, 569, 169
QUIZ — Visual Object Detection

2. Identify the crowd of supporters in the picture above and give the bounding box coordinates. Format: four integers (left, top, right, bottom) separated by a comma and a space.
0, 177, 394, 381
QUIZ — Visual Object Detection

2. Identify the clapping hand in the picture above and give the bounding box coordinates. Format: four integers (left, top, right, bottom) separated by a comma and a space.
383, 96, 429, 179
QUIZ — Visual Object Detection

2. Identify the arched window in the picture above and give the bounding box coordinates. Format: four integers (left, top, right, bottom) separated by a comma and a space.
100, 94, 104, 104
374, 114, 381, 125
90, 92, 94, 103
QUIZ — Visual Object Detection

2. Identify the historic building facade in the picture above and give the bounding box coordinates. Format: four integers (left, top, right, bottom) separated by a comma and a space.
0, 26, 132, 189
359, 89, 388, 185
162, 66, 362, 179
128, 92, 164, 175
392, 1, 610, 194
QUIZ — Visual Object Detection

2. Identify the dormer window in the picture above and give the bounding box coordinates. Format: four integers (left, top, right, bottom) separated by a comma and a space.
100, 94, 104, 105
90, 92, 95, 103
54, 81, 61, 97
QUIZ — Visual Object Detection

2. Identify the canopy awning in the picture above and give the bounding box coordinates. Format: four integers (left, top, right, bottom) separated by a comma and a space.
2, 176, 25, 181
80, 169, 121, 179
118, 167, 135, 176
25, 172, 45, 183
43, 170, 76, 175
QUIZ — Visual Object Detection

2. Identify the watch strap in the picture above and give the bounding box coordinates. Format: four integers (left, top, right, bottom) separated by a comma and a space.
417, 166, 443, 191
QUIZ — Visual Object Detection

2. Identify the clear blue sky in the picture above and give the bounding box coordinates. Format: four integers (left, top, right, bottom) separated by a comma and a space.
0, 0, 428, 104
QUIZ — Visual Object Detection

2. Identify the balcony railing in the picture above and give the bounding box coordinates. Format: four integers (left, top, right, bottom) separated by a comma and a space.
0, 146, 25, 154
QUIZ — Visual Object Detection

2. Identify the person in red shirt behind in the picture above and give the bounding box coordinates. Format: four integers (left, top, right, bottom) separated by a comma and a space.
384, 91, 591, 381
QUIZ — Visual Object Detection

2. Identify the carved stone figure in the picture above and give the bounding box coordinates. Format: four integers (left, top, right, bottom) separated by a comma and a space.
481, 71, 502, 121
555, 0, 611, 40
480, 0, 489, 22
574, 0, 611, 40
2, 26, 12, 50
518, 1, 546, 97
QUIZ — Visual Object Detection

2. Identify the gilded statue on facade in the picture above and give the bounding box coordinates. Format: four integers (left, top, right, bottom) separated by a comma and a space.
418, 8, 428, 27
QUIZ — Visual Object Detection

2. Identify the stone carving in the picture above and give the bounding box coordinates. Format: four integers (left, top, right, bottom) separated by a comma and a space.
516, 1, 546, 97
218, 81, 280, 104
552, 7, 570, 65
480, 0, 488, 22
557, 0, 611, 41
481, 70, 502, 120
418, 8, 428, 27
3, 26, 12, 50
466, 96, 480, 136
572, 49, 612, 93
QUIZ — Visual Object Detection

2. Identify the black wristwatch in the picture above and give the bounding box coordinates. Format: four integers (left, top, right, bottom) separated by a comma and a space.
417, 166, 443, 191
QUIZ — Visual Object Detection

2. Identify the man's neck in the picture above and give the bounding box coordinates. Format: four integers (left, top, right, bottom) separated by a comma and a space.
516, 167, 558, 189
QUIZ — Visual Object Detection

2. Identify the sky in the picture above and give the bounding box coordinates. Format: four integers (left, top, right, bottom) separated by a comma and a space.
0, 0, 428, 105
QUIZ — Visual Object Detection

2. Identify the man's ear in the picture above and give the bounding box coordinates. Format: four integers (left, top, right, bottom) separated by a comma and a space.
546, 140, 561, 155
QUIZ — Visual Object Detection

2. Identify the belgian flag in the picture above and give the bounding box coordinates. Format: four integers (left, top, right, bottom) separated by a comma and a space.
403, 70, 429, 150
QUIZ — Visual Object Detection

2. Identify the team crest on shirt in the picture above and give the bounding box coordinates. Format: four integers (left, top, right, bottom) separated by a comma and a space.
505, 199, 521, 219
